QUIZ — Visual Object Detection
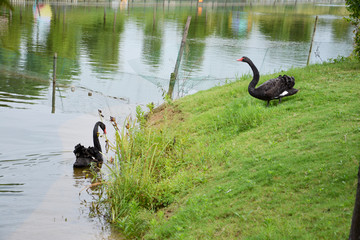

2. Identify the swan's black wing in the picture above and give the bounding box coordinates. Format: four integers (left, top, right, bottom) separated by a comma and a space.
74, 144, 89, 158
283, 75, 295, 89
73, 145, 102, 168
73, 144, 99, 160
256, 75, 297, 100
87, 147, 103, 162
273, 75, 298, 98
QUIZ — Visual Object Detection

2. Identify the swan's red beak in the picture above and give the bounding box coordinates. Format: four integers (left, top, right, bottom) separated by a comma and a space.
104, 129, 107, 134
237, 57, 244, 62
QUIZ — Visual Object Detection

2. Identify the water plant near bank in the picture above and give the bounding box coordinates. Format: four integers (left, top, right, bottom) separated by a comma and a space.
100, 57, 359, 239
101, 108, 208, 238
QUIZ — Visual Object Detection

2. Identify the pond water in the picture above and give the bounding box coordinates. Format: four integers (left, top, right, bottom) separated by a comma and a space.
0, 0, 354, 239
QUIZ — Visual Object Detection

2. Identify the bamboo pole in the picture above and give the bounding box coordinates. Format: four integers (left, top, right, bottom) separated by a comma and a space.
307, 16, 318, 66
167, 16, 191, 99
52, 53, 57, 114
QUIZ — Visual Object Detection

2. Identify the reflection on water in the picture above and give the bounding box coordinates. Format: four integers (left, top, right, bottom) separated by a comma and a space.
0, 0, 354, 239
0, 0, 353, 109
0, 183, 24, 194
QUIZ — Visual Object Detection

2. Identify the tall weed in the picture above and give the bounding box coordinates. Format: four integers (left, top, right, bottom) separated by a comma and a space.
214, 97, 270, 133
102, 114, 194, 238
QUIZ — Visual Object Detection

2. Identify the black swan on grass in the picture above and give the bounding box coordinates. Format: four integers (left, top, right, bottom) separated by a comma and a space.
237, 56, 298, 106
73, 121, 106, 168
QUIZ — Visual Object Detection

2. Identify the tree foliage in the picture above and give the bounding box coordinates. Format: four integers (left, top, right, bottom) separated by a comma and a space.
346, 0, 360, 59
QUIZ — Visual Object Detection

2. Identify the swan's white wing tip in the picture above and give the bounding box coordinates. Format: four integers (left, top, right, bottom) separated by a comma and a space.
279, 90, 288, 97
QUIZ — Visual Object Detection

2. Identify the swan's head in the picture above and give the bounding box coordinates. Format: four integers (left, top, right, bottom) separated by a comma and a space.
237, 56, 249, 62
97, 121, 106, 134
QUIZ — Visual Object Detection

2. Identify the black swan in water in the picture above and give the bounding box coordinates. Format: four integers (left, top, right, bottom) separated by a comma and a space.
237, 56, 298, 106
73, 121, 106, 168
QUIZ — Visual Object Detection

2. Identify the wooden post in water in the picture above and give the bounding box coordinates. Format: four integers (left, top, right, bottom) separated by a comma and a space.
307, 16, 318, 66
104, 7, 106, 25
63, 6, 66, 30
53, 6, 56, 23
20, 6, 22, 23
58, 6, 61, 23
167, 16, 191, 99
153, 7, 156, 31
113, 10, 117, 32
52, 53, 57, 114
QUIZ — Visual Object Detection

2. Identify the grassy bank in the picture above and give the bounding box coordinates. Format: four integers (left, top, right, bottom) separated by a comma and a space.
102, 57, 359, 239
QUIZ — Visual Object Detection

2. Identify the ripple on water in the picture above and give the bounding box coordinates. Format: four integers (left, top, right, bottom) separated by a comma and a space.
0, 183, 25, 194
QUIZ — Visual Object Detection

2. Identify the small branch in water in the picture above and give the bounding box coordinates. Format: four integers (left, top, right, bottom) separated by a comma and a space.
79, 182, 104, 194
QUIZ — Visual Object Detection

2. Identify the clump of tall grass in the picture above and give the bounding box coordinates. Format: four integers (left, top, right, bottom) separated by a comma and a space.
102, 111, 194, 238
213, 97, 271, 133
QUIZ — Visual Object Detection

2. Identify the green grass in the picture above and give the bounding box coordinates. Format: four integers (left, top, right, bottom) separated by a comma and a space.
101, 57, 360, 239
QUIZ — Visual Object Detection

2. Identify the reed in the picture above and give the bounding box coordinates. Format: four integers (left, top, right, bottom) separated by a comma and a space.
102, 113, 193, 238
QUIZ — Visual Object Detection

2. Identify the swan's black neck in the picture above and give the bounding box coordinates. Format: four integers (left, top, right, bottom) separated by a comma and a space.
93, 122, 102, 152
245, 58, 260, 94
